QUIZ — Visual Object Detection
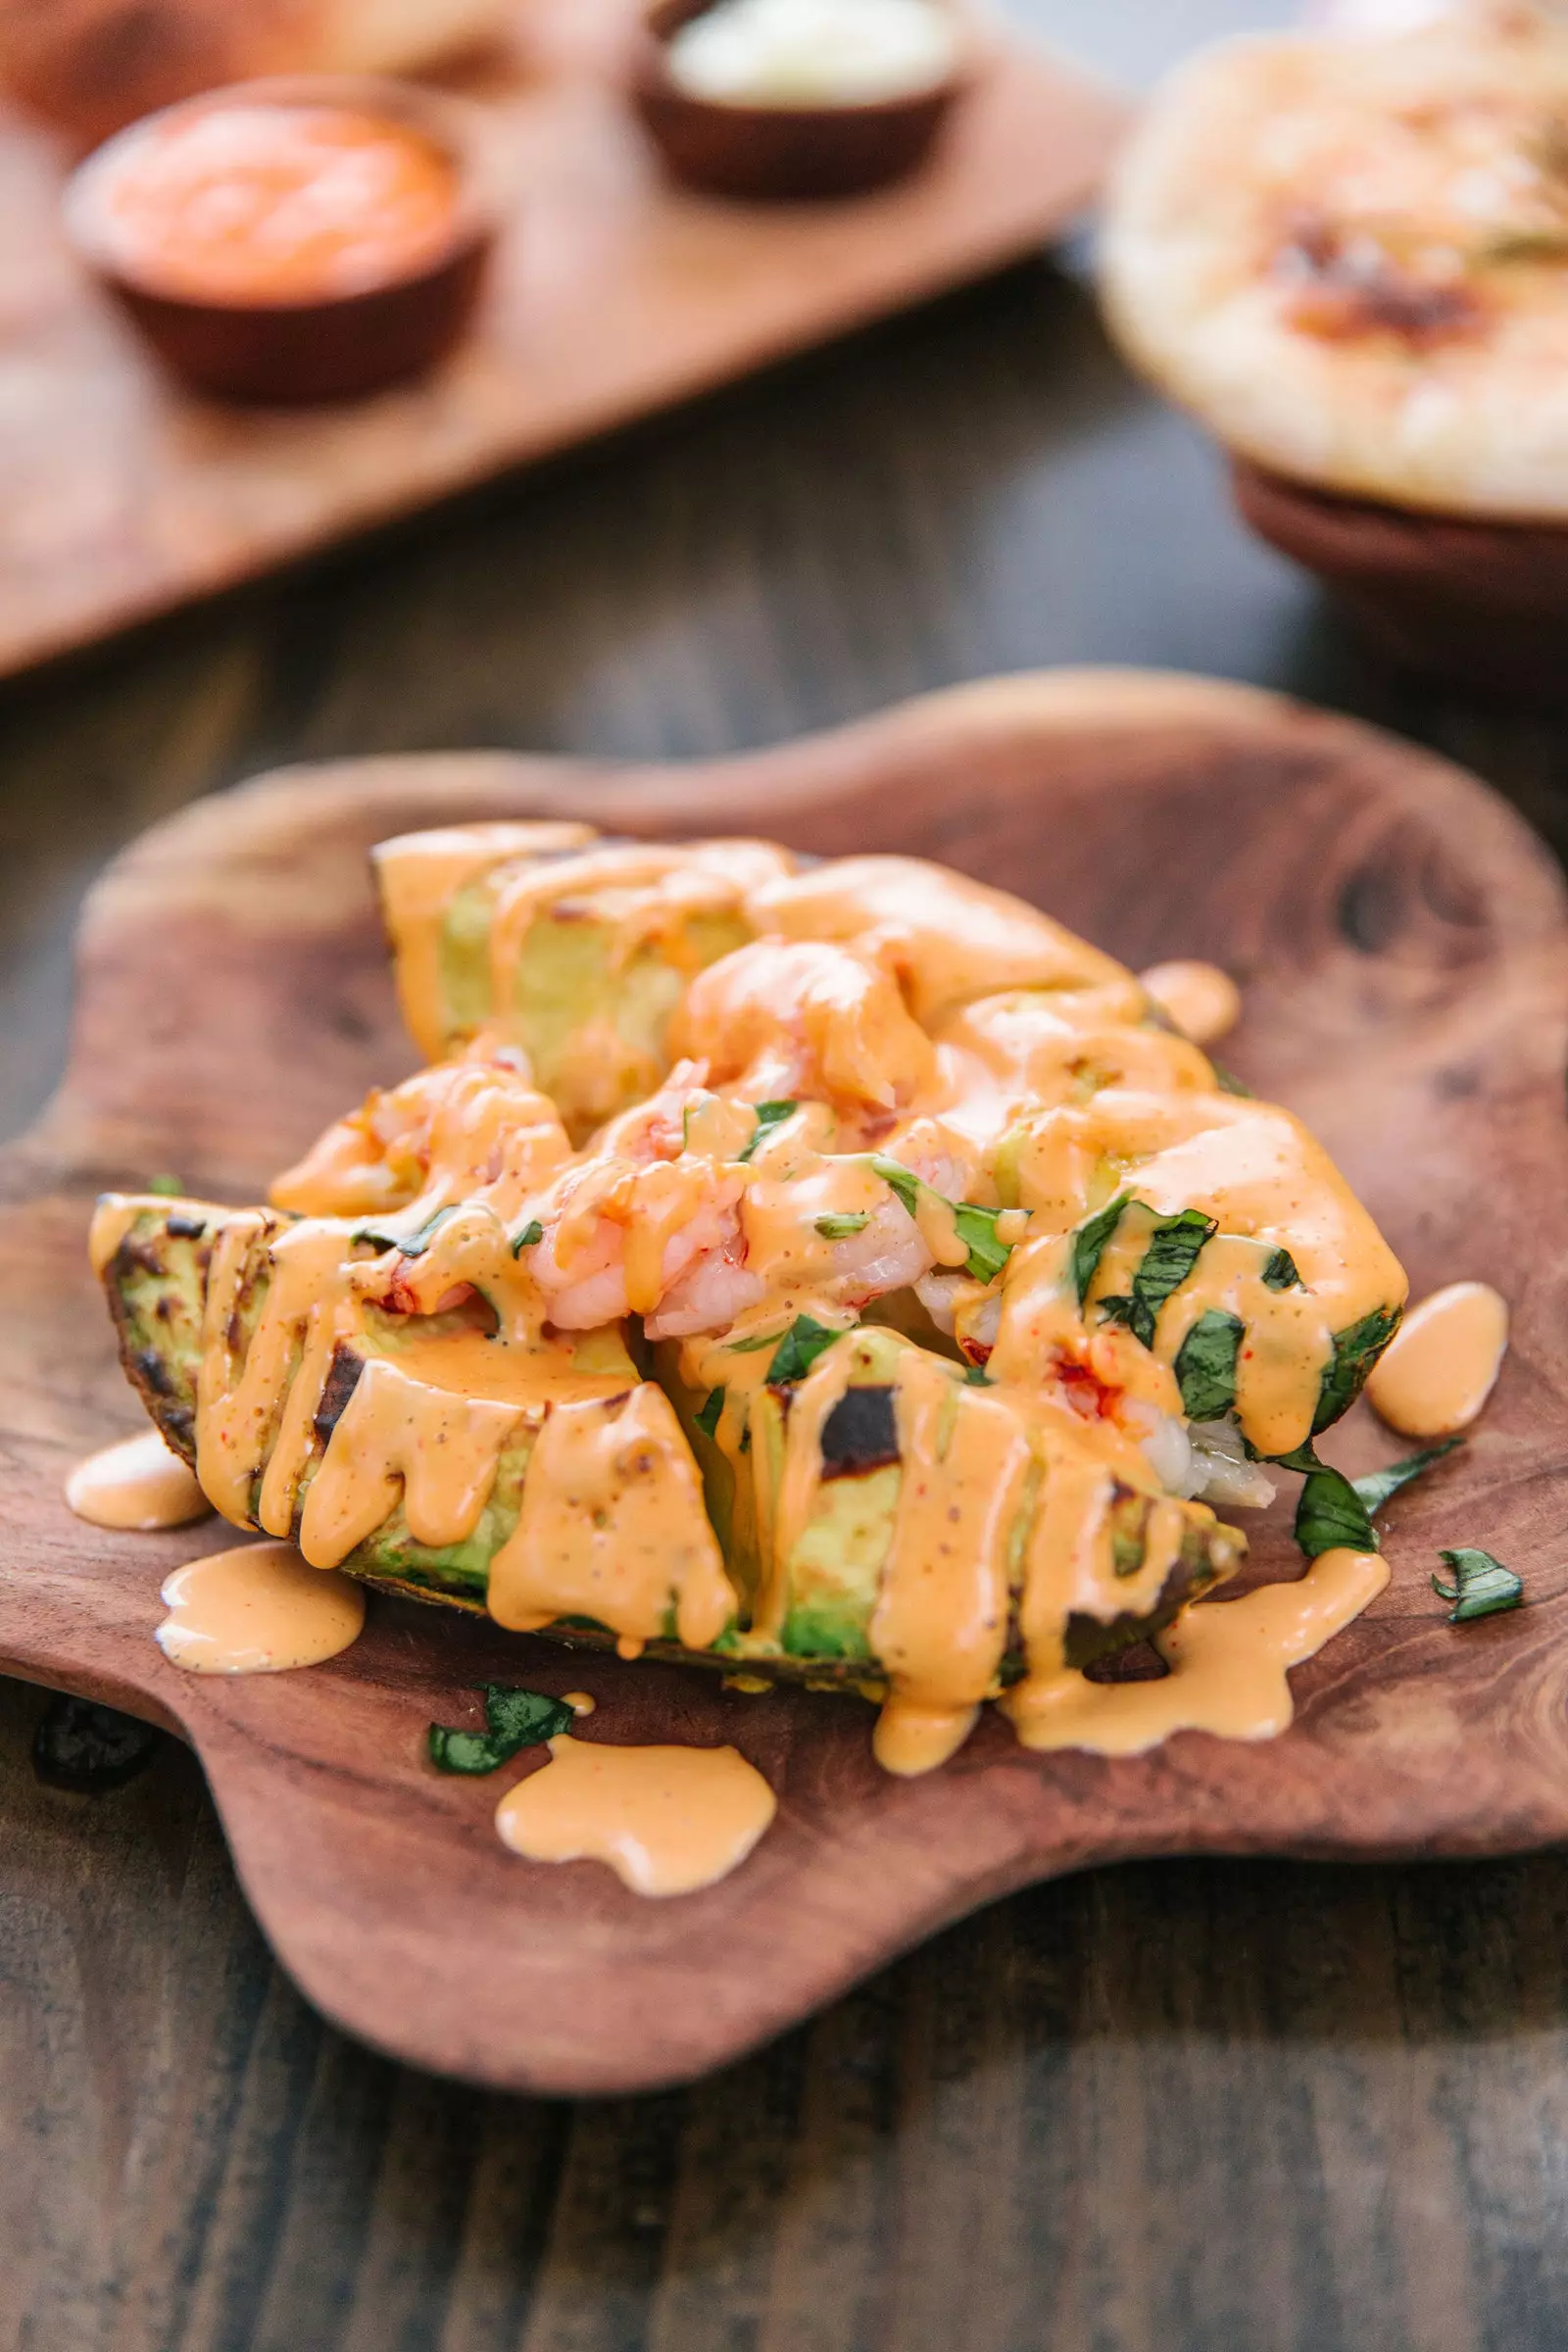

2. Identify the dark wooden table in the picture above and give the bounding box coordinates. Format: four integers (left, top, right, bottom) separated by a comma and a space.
6, 7, 1568, 2345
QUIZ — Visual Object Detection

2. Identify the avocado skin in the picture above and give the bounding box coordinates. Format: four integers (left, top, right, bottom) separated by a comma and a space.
101, 1205, 1243, 1690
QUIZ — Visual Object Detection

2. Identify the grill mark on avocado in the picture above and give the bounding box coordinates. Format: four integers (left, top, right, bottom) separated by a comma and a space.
167, 1213, 206, 1241
314, 1345, 366, 1445
133, 1348, 173, 1396
819, 1387, 899, 1480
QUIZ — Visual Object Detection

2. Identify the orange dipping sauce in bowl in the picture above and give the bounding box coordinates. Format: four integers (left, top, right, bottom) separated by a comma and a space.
81, 100, 462, 307
65, 77, 497, 401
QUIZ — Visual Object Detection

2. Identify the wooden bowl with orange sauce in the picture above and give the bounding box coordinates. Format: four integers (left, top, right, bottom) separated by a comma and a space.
631, 0, 975, 203
63, 75, 500, 404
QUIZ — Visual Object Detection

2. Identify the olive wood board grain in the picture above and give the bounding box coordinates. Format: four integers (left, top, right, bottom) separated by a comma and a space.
0, 0, 1124, 683
3, 667, 1566, 2096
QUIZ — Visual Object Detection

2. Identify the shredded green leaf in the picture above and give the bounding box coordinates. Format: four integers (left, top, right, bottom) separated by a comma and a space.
512, 1218, 544, 1256
1100, 1207, 1216, 1348
1313, 1303, 1402, 1434
1212, 1063, 1253, 1099
726, 1325, 787, 1353
867, 1155, 1019, 1283
427, 1684, 575, 1775
738, 1100, 797, 1163
1353, 1438, 1462, 1518
963, 1363, 995, 1387
1295, 1463, 1379, 1561
146, 1173, 185, 1197
1070, 1192, 1129, 1306
694, 1387, 725, 1439
1432, 1547, 1522, 1624
767, 1314, 842, 1386
1262, 1248, 1302, 1292
355, 1205, 458, 1258
815, 1212, 870, 1239
1174, 1308, 1245, 1423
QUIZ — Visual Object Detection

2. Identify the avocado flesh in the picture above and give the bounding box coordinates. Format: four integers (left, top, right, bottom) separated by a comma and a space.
435, 877, 753, 1141
105, 1208, 1243, 1690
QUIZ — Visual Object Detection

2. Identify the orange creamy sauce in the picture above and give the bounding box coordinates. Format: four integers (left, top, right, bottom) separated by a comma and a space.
157, 1540, 365, 1674
1364, 1280, 1509, 1441
1138, 959, 1242, 1048
93, 832, 1417, 1822
495, 1736, 777, 1895
91, 103, 461, 305
66, 1429, 210, 1531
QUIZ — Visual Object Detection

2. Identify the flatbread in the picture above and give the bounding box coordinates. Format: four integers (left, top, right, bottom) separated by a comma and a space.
1099, 14, 1568, 517
0, 0, 514, 145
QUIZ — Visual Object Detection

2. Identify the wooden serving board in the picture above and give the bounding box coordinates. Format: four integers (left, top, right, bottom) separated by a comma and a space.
5, 668, 1567, 2095
0, 0, 1124, 682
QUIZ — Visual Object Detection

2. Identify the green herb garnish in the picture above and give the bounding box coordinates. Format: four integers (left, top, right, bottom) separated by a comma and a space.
1295, 1463, 1378, 1561
815, 1212, 870, 1239
1262, 1248, 1302, 1292
427, 1684, 575, 1775
694, 1387, 725, 1439
1070, 1192, 1129, 1306
146, 1173, 185, 1196
963, 1363, 995, 1387
867, 1154, 1019, 1284
354, 1205, 457, 1258
1352, 1438, 1462, 1518
1173, 1307, 1245, 1423
1432, 1547, 1522, 1624
738, 1101, 797, 1163
1212, 1063, 1253, 1099
512, 1218, 544, 1256
1313, 1303, 1402, 1434
767, 1314, 841, 1386
1100, 1207, 1216, 1348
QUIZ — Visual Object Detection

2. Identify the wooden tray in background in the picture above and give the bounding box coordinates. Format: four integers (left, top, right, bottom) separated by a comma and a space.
4, 670, 1568, 2094
0, 2, 1124, 681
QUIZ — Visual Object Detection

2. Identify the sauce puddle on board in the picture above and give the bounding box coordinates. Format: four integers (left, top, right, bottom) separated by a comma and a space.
157, 1541, 365, 1675
66, 1430, 211, 1531
1365, 1280, 1509, 1440
1004, 1547, 1388, 1755
1138, 958, 1242, 1046
495, 1736, 777, 1896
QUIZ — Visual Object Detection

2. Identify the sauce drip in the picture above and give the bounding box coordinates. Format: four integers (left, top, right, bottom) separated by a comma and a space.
1004, 1548, 1388, 1754
86, 103, 462, 306
66, 1430, 210, 1531
1364, 1280, 1508, 1440
494, 1736, 776, 1896
1138, 959, 1242, 1047
157, 1541, 366, 1675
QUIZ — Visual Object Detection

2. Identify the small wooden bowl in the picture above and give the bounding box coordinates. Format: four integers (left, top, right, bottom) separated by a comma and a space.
63, 76, 500, 405
631, 0, 973, 202
1232, 458, 1568, 707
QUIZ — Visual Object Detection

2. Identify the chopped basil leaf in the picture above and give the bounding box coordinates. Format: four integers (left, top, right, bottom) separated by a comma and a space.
1070, 1192, 1130, 1306
1432, 1547, 1522, 1624
868, 1155, 1017, 1283
815, 1212, 870, 1239
695, 1387, 725, 1439
868, 1153, 921, 1217
147, 1173, 185, 1196
1118, 1207, 1216, 1348
963, 1363, 995, 1386
1174, 1308, 1245, 1422
360, 1206, 457, 1259
1263, 1440, 1322, 1474
1353, 1438, 1462, 1518
953, 1201, 1012, 1285
1262, 1248, 1302, 1292
512, 1218, 544, 1256
727, 1326, 786, 1353
427, 1683, 575, 1775
1212, 1063, 1252, 1098
767, 1314, 841, 1386
1295, 1463, 1378, 1560
738, 1100, 797, 1163
1313, 1303, 1402, 1434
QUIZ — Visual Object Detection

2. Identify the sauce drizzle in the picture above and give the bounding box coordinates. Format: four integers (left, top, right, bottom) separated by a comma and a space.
157, 1541, 366, 1675
66, 1429, 211, 1531
495, 1736, 776, 1895
1364, 1281, 1508, 1440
